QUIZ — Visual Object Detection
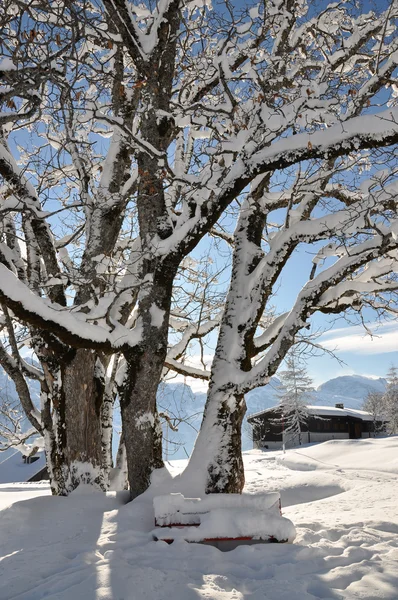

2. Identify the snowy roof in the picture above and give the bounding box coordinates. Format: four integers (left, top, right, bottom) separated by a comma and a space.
307, 406, 375, 421
0, 450, 47, 484
247, 405, 384, 422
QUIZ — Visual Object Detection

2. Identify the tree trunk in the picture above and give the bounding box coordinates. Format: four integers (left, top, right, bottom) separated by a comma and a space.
120, 267, 176, 498
62, 349, 106, 491
114, 431, 128, 490
120, 353, 164, 498
113, 5, 180, 499
187, 387, 246, 494
184, 191, 270, 493
40, 367, 67, 496
101, 385, 114, 480
36, 339, 108, 495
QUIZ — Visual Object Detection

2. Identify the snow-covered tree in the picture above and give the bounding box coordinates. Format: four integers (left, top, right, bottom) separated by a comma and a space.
364, 366, 398, 436
0, 0, 398, 497
384, 365, 398, 434
363, 391, 386, 437
186, 159, 398, 493
276, 352, 313, 446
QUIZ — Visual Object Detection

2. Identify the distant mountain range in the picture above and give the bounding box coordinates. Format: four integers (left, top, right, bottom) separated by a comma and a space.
0, 367, 388, 460
246, 374, 387, 416
315, 375, 387, 406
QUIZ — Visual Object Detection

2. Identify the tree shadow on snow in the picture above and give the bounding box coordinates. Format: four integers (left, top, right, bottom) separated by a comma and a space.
0, 487, 119, 600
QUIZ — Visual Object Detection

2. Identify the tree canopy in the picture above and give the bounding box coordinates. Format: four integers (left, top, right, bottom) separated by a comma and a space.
0, 0, 397, 496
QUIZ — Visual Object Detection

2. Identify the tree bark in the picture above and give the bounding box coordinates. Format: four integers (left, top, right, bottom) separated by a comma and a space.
187, 387, 246, 494
120, 354, 164, 498
40, 367, 67, 496
120, 266, 176, 498
185, 192, 268, 494
115, 431, 128, 490
118, 7, 181, 497
62, 349, 106, 491
101, 383, 115, 480
35, 337, 108, 494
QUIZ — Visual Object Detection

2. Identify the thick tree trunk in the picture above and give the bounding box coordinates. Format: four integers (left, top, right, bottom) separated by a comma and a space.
184, 194, 269, 495
120, 352, 164, 498
101, 387, 114, 479
187, 387, 246, 494
111, 4, 180, 499
36, 338, 108, 495
120, 266, 176, 498
40, 369, 67, 496
114, 431, 128, 490
34, 336, 68, 495
62, 349, 106, 491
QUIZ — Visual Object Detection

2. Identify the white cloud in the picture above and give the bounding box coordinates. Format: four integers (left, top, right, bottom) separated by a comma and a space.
320, 322, 398, 355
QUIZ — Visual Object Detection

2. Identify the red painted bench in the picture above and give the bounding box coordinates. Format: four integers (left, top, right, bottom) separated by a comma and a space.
152, 492, 296, 550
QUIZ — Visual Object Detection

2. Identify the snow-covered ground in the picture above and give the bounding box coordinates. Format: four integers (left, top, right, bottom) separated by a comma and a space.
1, 437, 397, 600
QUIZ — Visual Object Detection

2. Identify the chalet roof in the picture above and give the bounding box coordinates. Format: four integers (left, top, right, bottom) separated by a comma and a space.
0, 450, 46, 484
247, 405, 383, 423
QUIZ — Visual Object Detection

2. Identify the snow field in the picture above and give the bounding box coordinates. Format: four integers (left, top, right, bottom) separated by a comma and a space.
0, 437, 397, 599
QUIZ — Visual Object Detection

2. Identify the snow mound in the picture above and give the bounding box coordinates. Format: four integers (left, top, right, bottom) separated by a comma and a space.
153, 508, 296, 543
289, 438, 398, 474
154, 491, 281, 525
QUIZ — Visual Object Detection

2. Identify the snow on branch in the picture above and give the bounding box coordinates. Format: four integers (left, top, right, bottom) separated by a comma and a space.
0, 266, 142, 352
162, 109, 398, 260
239, 233, 398, 394
242, 108, 398, 183
164, 357, 211, 380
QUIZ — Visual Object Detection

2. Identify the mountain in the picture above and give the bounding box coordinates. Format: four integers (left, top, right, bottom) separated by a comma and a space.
157, 382, 206, 460
245, 377, 281, 414
313, 375, 387, 408
155, 378, 283, 458
244, 375, 388, 415
0, 364, 40, 403
244, 375, 388, 416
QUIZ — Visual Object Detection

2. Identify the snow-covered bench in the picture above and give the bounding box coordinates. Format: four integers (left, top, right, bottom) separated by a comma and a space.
152, 492, 296, 550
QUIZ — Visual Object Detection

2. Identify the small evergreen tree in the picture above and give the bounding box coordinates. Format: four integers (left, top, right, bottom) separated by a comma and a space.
384, 366, 398, 435
277, 352, 314, 446
363, 391, 386, 437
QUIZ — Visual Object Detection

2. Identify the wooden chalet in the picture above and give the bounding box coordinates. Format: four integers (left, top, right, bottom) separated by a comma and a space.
247, 403, 388, 450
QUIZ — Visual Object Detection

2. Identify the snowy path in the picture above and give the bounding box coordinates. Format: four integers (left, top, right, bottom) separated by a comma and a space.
0, 438, 397, 599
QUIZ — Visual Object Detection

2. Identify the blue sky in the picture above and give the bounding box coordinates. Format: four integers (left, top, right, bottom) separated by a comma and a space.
272, 247, 398, 386
311, 321, 398, 385
174, 315, 398, 392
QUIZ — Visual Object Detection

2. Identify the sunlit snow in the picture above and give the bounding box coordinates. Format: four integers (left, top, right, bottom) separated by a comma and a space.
1, 437, 397, 599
